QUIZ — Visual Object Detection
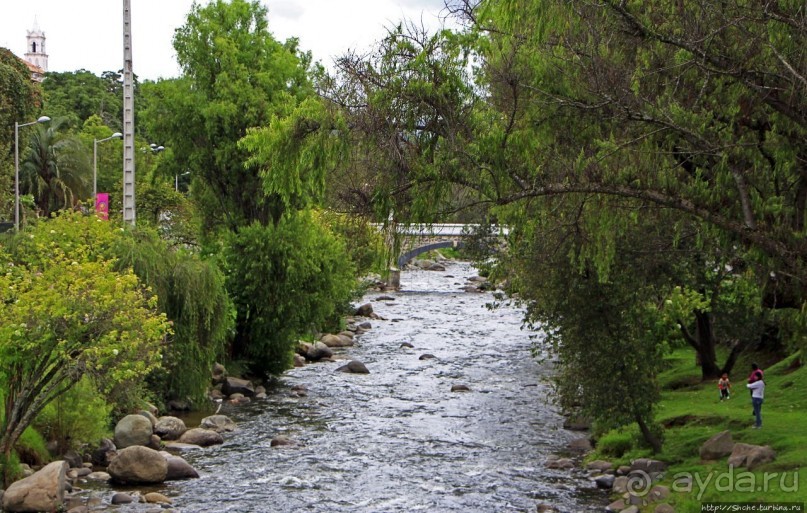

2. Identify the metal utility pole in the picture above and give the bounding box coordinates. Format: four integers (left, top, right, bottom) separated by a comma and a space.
122, 0, 136, 225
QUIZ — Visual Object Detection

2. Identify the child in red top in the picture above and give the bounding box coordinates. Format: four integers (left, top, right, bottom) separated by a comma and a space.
718, 373, 731, 400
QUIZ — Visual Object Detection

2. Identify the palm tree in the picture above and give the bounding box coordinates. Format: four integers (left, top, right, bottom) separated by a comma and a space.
19, 117, 92, 218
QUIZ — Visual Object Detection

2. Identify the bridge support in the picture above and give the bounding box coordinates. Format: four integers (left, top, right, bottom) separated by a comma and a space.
387, 268, 401, 291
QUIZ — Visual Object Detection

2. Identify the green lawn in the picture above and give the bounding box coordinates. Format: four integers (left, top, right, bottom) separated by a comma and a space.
590, 349, 806, 512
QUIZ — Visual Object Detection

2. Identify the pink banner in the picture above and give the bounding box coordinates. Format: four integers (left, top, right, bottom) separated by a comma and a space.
95, 193, 109, 220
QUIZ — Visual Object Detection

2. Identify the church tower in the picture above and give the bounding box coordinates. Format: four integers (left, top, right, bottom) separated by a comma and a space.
24, 18, 48, 72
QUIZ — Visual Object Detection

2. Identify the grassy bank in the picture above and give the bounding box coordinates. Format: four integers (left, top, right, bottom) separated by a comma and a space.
590, 349, 806, 511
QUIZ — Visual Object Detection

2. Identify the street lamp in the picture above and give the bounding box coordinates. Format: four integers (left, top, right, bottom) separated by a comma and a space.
93, 132, 123, 199
14, 115, 50, 231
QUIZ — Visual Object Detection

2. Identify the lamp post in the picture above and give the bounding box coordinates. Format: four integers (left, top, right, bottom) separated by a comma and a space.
14, 115, 50, 231
93, 132, 123, 199
175, 171, 189, 192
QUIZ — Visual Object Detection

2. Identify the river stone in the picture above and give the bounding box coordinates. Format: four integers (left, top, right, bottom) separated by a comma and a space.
108, 446, 168, 484
419, 354, 437, 360
569, 437, 592, 452
621, 507, 640, 513
114, 414, 154, 449
92, 438, 117, 467
63, 449, 83, 468
179, 428, 224, 447
630, 458, 667, 473
545, 458, 574, 470
164, 455, 199, 480
85, 471, 111, 482
111, 493, 134, 505
200, 414, 237, 433
306, 342, 334, 361
359, 321, 372, 330
606, 499, 626, 512
699, 430, 734, 460
144, 492, 172, 504
613, 476, 629, 494
655, 504, 676, 513
595, 474, 616, 489
400, 342, 414, 348
293, 354, 306, 367
321, 334, 353, 348
648, 485, 671, 502
154, 416, 187, 441
2, 460, 67, 513
271, 435, 295, 447
586, 460, 613, 472
222, 376, 255, 397
336, 360, 370, 374
138, 409, 158, 427
451, 384, 471, 392
355, 303, 374, 316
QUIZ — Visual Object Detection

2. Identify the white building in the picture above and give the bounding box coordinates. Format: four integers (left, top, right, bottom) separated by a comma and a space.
22, 18, 47, 82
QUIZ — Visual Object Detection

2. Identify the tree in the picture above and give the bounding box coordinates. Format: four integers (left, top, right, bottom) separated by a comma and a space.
19, 117, 92, 219
42, 70, 123, 132
258, 1, 805, 449
0, 222, 170, 482
146, 0, 314, 231
0, 48, 42, 221
7, 211, 234, 408
223, 212, 355, 376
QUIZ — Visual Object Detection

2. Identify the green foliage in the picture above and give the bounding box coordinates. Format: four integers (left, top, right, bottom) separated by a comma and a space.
33, 377, 112, 453
0, 48, 42, 220
19, 116, 92, 219
144, 0, 315, 230
315, 210, 386, 276
17, 427, 49, 467
595, 428, 637, 458
42, 70, 123, 131
224, 212, 356, 376
5, 211, 232, 408
0, 217, 170, 472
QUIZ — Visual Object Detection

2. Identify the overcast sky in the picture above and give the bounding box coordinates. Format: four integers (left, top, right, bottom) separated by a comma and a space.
0, 0, 453, 81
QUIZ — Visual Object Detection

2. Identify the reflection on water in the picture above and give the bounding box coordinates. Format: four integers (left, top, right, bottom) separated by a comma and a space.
108, 262, 605, 512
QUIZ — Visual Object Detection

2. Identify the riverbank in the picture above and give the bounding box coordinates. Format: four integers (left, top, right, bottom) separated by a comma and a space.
588, 349, 806, 511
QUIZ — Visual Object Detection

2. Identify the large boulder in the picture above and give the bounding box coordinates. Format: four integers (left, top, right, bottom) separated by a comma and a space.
114, 414, 154, 449
729, 443, 777, 469
222, 377, 255, 397
699, 430, 735, 460
161, 452, 199, 480
154, 416, 187, 441
2, 461, 68, 512
320, 334, 353, 348
90, 438, 118, 467
630, 458, 667, 473
108, 446, 168, 485
355, 303, 374, 317
179, 428, 224, 447
306, 342, 334, 361
336, 360, 370, 374
200, 415, 237, 433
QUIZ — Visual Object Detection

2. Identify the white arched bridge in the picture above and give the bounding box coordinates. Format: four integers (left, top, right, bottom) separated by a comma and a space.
375, 224, 510, 269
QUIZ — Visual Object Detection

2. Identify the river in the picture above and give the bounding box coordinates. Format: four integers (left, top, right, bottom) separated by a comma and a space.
117, 261, 605, 512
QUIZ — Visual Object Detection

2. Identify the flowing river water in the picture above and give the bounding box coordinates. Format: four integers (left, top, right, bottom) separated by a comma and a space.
106, 261, 607, 512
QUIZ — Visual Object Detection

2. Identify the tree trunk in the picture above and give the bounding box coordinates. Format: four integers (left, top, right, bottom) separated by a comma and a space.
635, 413, 662, 454
694, 310, 722, 379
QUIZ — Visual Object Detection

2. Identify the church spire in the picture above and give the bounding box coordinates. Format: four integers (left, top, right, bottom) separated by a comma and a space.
24, 17, 48, 74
